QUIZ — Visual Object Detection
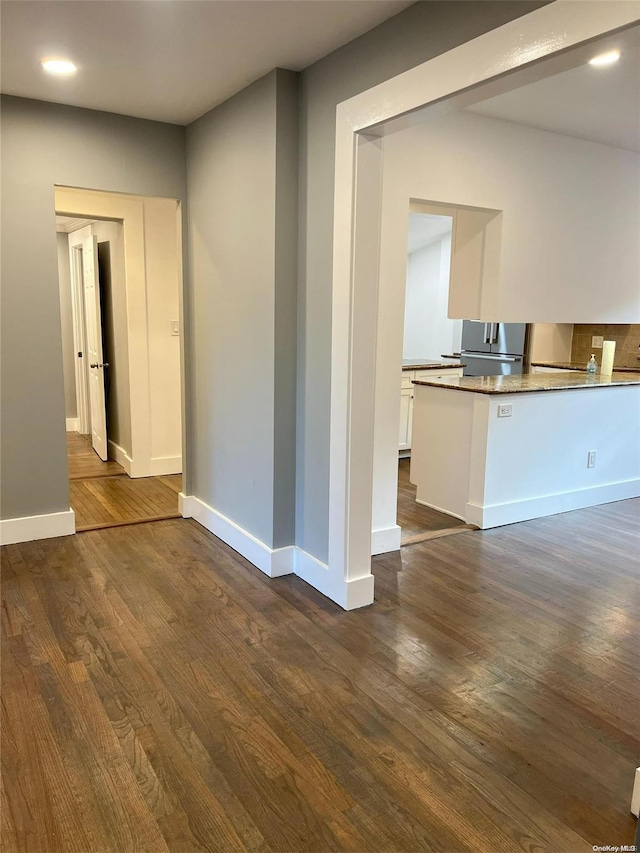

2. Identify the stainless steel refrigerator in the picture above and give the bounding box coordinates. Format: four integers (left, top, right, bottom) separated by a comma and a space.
461, 321, 529, 376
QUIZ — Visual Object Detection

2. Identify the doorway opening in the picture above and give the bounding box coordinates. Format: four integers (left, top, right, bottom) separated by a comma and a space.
395, 206, 474, 547
55, 187, 185, 532
325, 5, 639, 610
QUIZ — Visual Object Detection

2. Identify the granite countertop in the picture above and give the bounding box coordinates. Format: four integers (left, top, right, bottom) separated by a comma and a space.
531, 360, 640, 374
412, 371, 640, 395
402, 358, 465, 371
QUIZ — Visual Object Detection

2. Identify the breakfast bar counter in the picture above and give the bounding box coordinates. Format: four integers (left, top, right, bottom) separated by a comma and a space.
410, 372, 640, 529
412, 370, 640, 393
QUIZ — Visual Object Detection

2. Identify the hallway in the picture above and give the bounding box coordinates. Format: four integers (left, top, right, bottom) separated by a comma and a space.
2, 498, 638, 851
67, 433, 181, 531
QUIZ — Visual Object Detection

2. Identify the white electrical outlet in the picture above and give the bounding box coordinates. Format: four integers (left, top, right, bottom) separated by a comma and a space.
497, 404, 513, 418
591, 335, 604, 348
587, 450, 596, 468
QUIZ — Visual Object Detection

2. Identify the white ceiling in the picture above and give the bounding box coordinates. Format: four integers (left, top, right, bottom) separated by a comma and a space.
407, 213, 452, 254
467, 26, 640, 152
0, 0, 413, 125
56, 216, 96, 233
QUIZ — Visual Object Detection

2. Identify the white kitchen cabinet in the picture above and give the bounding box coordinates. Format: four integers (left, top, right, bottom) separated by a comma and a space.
399, 367, 463, 452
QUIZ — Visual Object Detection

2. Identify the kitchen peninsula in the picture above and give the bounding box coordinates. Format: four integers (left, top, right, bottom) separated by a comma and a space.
410, 372, 640, 529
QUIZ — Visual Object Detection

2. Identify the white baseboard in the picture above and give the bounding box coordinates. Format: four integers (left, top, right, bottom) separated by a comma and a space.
416, 498, 465, 520
631, 767, 640, 818
179, 494, 294, 578
149, 455, 182, 476
108, 440, 132, 476
0, 509, 76, 546
180, 493, 374, 610
466, 479, 640, 529
371, 524, 401, 555
66, 417, 79, 432
294, 548, 374, 610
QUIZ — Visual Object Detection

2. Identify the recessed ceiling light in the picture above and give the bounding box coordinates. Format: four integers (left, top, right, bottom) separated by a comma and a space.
41, 59, 77, 76
588, 49, 621, 67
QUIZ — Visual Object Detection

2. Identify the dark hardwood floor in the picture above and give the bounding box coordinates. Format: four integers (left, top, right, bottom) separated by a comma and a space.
2, 498, 639, 851
397, 458, 474, 544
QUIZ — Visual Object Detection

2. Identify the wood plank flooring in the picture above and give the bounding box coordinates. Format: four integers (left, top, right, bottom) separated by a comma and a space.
2, 498, 638, 852
67, 432, 126, 480
397, 458, 473, 544
66, 432, 181, 531
70, 474, 182, 531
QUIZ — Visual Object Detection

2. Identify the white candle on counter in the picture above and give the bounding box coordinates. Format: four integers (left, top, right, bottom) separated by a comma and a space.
600, 340, 616, 376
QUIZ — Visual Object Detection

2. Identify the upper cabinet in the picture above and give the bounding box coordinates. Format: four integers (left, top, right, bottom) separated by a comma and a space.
383, 111, 640, 323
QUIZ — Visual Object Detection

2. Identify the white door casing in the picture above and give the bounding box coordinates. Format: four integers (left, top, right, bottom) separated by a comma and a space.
56, 187, 183, 479
68, 241, 91, 435
82, 234, 108, 460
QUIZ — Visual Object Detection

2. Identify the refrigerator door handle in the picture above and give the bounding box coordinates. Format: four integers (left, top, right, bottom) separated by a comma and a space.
491, 323, 499, 344
461, 352, 521, 362
483, 323, 490, 344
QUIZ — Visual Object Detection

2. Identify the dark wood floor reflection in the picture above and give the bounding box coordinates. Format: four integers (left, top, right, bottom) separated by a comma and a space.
2, 498, 639, 851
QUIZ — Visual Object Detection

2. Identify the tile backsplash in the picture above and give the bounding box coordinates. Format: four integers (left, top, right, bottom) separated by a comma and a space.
572, 324, 640, 368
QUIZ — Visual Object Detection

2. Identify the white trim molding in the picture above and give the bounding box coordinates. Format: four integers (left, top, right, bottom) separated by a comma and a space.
371, 525, 401, 555
107, 440, 133, 475
180, 494, 374, 609
66, 417, 79, 432
465, 480, 640, 530
631, 767, 640, 818
179, 494, 294, 579
149, 456, 182, 476
0, 509, 76, 546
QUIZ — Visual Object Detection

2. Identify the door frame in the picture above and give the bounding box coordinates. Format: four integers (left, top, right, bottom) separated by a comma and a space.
68, 235, 91, 435
55, 186, 185, 480
322, 1, 640, 609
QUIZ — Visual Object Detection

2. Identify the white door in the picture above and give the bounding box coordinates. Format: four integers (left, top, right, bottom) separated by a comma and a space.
82, 235, 108, 460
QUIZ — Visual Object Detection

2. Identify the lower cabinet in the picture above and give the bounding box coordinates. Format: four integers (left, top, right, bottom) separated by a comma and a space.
399, 368, 463, 451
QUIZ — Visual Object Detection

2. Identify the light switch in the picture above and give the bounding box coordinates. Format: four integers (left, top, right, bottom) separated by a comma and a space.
171, 320, 180, 336
591, 335, 603, 348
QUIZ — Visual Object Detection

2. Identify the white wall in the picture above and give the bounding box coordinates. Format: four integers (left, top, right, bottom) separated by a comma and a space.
530, 323, 574, 363
56, 233, 77, 421
372, 109, 640, 545
403, 232, 461, 360
384, 111, 640, 324
142, 198, 182, 469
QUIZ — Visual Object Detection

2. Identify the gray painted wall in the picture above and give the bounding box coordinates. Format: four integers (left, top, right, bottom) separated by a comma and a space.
186, 69, 298, 549
1, 95, 186, 520
56, 233, 77, 420
296, 0, 548, 562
